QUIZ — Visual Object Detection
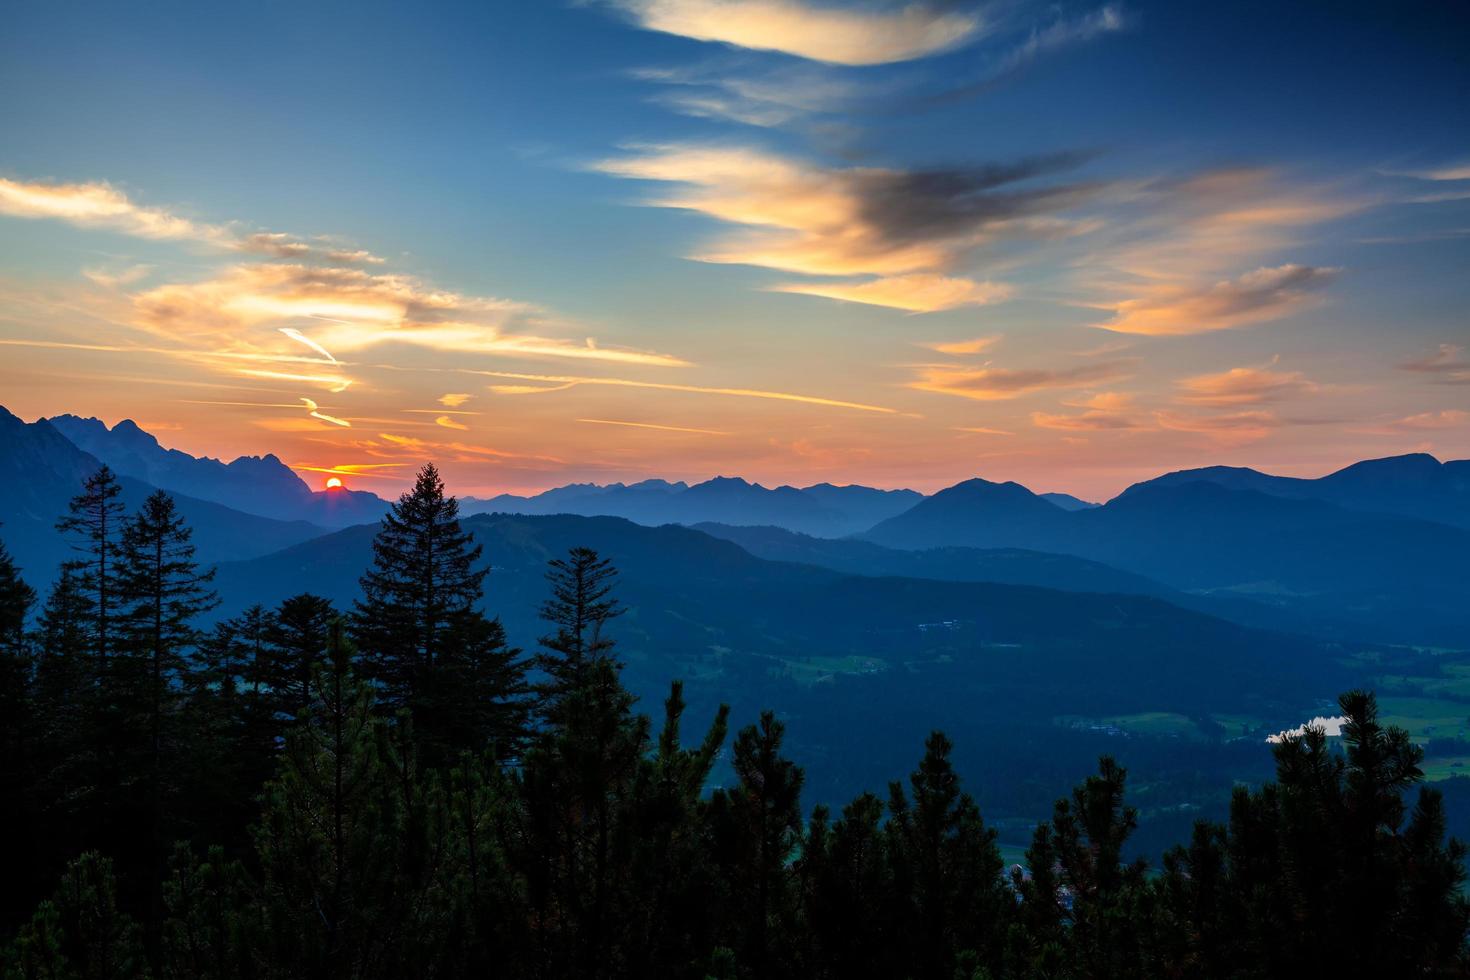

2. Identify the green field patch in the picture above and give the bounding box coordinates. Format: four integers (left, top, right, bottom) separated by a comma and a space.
780, 654, 889, 685
1378, 696, 1470, 740
1210, 713, 1268, 738
1105, 712, 1198, 736
1422, 756, 1470, 782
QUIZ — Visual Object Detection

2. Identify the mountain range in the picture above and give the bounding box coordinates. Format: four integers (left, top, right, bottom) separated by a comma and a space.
464, 476, 923, 537
3, 406, 1467, 646
0, 407, 328, 583
45, 414, 389, 528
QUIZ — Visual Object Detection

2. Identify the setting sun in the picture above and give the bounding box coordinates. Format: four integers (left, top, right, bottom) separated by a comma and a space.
325, 476, 343, 489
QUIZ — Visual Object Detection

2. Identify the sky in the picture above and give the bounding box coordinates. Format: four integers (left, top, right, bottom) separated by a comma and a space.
1, 0, 1467, 501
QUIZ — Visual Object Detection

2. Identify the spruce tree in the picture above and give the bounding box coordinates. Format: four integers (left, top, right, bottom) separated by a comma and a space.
884, 731, 1008, 979
116, 489, 218, 929
535, 546, 622, 725
267, 593, 334, 720
55, 465, 125, 661
707, 711, 805, 979
351, 464, 525, 761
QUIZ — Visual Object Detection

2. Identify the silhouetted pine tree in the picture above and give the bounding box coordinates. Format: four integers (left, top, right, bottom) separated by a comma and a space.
267, 592, 334, 721
626, 681, 729, 976
517, 548, 651, 978
535, 546, 622, 725
883, 731, 1008, 980
55, 465, 125, 661
253, 622, 450, 978
116, 489, 218, 932
707, 711, 805, 979
352, 464, 526, 762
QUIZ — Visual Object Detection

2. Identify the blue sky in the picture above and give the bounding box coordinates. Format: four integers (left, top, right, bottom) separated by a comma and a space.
1, 0, 1467, 498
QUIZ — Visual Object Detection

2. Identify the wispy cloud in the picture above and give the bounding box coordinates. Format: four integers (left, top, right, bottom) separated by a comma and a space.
1400, 344, 1470, 384
1101, 264, 1338, 336
925, 335, 1001, 355
908, 359, 1135, 401
1154, 409, 1280, 444
130, 262, 688, 378
0, 176, 384, 263
924, 4, 1127, 104
631, 62, 861, 128
301, 396, 351, 427
1353, 410, 1468, 434
1174, 361, 1318, 406
596, 144, 1094, 309
478, 369, 899, 413
577, 417, 730, 435
1032, 392, 1146, 430
82, 264, 153, 288
439, 392, 472, 407
607, 0, 984, 66
771, 273, 1010, 312
0, 176, 230, 242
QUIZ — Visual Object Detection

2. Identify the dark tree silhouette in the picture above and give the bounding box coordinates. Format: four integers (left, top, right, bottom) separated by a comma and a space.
55, 466, 125, 661
351, 464, 526, 761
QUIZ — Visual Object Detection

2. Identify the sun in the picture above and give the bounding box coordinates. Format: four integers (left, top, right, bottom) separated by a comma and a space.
325, 476, 344, 489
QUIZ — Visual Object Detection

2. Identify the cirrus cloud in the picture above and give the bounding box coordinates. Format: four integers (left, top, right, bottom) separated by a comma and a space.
607, 0, 984, 66
596, 143, 1096, 310
1101, 264, 1339, 336
908, 359, 1136, 401
1173, 361, 1319, 406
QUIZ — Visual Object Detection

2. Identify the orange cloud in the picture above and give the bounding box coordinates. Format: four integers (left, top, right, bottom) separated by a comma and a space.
577, 418, 730, 435
1154, 409, 1280, 444
908, 360, 1135, 401
926, 335, 1002, 355
772, 274, 1011, 313
611, 0, 983, 65
1354, 410, 1469, 434
596, 144, 1094, 308
130, 262, 687, 374
1102, 265, 1338, 336
1400, 344, 1470, 384
1174, 362, 1318, 406
479, 370, 899, 413
1032, 392, 1147, 430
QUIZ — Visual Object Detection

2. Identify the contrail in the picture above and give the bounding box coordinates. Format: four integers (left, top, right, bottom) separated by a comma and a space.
279, 327, 338, 363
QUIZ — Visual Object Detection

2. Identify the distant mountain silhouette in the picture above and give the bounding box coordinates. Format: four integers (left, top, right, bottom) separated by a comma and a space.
46, 414, 389, 528
464, 476, 921, 536
212, 511, 1344, 718
1121, 453, 1470, 528
1040, 491, 1099, 511
692, 521, 1170, 597
864, 474, 1470, 645
0, 406, 328, 583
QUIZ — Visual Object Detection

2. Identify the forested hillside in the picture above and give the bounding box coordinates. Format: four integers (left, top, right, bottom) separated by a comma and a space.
1, 464, 1466, 977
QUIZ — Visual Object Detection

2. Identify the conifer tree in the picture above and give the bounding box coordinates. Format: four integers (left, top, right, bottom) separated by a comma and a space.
517, 549, 650, 977
0, 529, 35, 654
884, 731, 1008, 979
536, 546, 622, 725
267, 592, 334, 720
55, 465, 125, 661
351, 464, 525, 761
707, 711, 805, 979
253, 622, 445, 978
116, 489, 218, 928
